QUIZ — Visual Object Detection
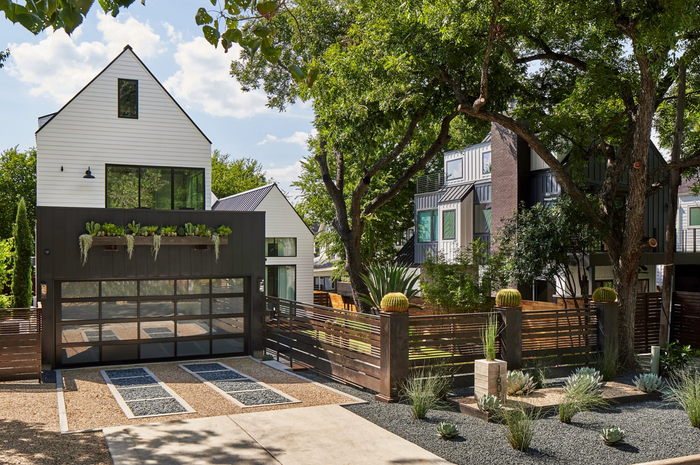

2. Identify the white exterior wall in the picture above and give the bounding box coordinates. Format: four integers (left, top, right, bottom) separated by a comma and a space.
36, 49, 212, 209
256, 187, 314, 305
530, 147, 567, 171
444, 142, 492, 185
678, 194, 700, 251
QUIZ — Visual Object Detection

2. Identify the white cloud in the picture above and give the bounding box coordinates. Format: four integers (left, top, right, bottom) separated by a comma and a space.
164, 37, 271, 119
257, 130, 315, 146
266, 161, 303, 184
7, 12, 163, 103
163, 23, 182, 44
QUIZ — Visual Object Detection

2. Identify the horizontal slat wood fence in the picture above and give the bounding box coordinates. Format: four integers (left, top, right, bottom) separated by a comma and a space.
634, 292, 662, 352
263, 297, 381, 391
0, 307, 42, 382
672, 291, 700, 349
521, 307, 598, 365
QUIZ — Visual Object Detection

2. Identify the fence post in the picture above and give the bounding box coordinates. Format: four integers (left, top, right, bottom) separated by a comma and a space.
375, 311, 409, 403
497, 306, 522, 370
596, 302, 619, 355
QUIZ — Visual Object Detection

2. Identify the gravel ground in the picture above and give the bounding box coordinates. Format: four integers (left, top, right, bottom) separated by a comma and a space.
230, 389, 293, 406
104, 368, 147, 379
182, 362, 228, 372
111, 375, 157, 388
213, 379, 263, 392
198, 370, 245, 381
126, 398, 188, 417
118, 385, 170, 401
300, 371, 700, 465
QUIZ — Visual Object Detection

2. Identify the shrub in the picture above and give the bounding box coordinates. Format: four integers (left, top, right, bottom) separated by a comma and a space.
661, 343, 700, 377
401, 367, 451, 420
664, 370, 700, 428
359, 263, 420, 311
11, 198, 33, 308
559, 370, 609, 423
600, 426, 625, 446
499, 405, 540, 451
480, 313, 498, 360
0, 294, 10, 309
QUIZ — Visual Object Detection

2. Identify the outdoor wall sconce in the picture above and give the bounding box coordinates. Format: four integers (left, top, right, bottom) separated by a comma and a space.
83, 167, 95, 179
40, 282, 47, 300
258, 278, 265, 293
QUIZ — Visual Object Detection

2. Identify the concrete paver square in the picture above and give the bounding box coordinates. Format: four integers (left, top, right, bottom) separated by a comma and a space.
230, 404, 453, 465
104, 416, 280, 465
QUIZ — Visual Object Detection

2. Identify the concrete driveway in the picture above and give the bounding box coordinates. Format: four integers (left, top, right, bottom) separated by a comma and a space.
104, 404, 452, 465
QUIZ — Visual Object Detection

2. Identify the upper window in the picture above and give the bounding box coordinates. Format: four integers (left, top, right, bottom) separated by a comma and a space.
446, 159, 463, 181
442, 210, 456, 240
482, 151, 492, 174
265, 238, 297, 257
106, 165, 205, 210
417, 210, 438, 243
690, 207, 700, 227
118, 79, 138, 119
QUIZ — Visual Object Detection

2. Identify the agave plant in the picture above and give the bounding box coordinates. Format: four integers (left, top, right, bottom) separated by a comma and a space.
359, 263, 421, 311
507, 370, 537, 396
564, 372, 604, 397
436, 422, 459, 439
477, 394, 502, 414
573, 367, 604, 386
600, 426, 625, 446
633, 373, 664, 393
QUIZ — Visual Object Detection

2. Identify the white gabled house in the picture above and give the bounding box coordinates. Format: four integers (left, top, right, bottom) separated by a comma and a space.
212, 184, 314, 305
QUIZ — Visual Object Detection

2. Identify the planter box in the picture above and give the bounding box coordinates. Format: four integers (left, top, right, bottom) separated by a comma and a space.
90, 236, 228, 246
474, 359, 507, 403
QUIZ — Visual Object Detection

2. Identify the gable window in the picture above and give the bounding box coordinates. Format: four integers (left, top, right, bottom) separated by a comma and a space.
417, 210, 438, 243
446, 159, 463, 181
690, 207, 700, 227
442, 210, 456, 240
265, 238, 297, 257
482, 151, 492, 174
106, 165, 205, 210
118, 79, 138, 119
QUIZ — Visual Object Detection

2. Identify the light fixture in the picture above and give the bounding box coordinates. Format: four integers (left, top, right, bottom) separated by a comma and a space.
83, 167, 95, 179
258, 278, 265, 293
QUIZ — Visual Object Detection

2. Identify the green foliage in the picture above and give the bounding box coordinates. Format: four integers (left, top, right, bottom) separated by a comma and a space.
0, 238, 13, 293
79, 234, 93, 266
177, 227, 185, 237
525, 359, 550, 390
184, 223, 196, 236
559, 370, 609, 424
595, 349, 620, 382
633, 373, 665, 393
161, 226, 178, 237
0, 148, 36, 240
216, 225, 232, 237
499, 405, 540, 451
152, 233, 162, 261
507, 370, 537, 397
592, 287, 617, 303
11, 198, 33, 308
436, 422, 459, 440
661, 343, 700, 378
359, 264, 420, 310
480, 313, 498, 361
85, 221, 101, 236
127, 221, 140, 235
495, 289, 522, 308
0, 48, 8, 69
211, 150, 268, 199
664, 370, 700, 428
101, 223, 124, 236
477, 394, 502, 414
195, 224, 209, 237
400, 367, 452, 420
421, 239, 509, 314
0, 294, 10, 309
600, 426, 625, 446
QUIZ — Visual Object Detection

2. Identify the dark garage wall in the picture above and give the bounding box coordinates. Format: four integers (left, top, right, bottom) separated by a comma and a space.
36, 206, 265, 368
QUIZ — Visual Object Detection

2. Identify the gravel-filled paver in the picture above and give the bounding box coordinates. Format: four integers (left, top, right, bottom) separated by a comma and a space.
118, 385, 171, 401
300, 371, 700, 465
125, 398, 188, 417
229, 389, 293, 406
84, 330, 119, 342
213, 379, 263, 392
142, 327, 174, 338
111, 375, 157, 388
182, 363, 228, 373
104, 368, 147, 379
197, 370, 245, 381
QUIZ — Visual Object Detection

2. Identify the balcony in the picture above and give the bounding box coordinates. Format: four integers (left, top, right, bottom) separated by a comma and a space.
416, 173, 444, 194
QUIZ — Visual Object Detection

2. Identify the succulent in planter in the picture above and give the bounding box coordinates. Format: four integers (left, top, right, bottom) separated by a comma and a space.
177, 227, 186, 237
216, 225, 232, 237
101, 222, 124, 237
162, 226, 178, 237
436, 422, 459, 440
592, 287, 617, 303
127, 221, 141, 236
507, 370, 537, 396
496, 288, 522, 307
633, 373, 664, 393
380, 292, 409, 312
86, 221, 101, 237
144, 226, 159, 236
600, 426, 625, 446
194, 224, 210, 237
184, 222, 196, 236
477, 394, 502, 414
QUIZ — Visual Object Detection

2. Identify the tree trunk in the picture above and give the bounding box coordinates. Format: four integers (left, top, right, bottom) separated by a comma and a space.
342, 229, 373, 313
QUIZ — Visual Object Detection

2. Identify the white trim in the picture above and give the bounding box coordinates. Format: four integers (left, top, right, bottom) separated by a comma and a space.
55, 370, 69, 433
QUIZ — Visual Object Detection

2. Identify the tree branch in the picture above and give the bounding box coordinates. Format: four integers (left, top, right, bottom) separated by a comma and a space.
314, 139, 350, 238
499, 37, 587, 71
648, 150, 700, 180
474, 0, 500, 111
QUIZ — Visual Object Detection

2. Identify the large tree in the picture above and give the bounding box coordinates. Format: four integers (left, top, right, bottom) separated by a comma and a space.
0, 147, 36, 240
211, 150, 267, 199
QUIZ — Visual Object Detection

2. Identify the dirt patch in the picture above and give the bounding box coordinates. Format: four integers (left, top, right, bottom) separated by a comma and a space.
61, 357, 357, 431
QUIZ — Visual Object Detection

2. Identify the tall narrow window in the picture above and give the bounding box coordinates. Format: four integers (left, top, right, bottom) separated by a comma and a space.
442, 210, 456, 240
417, 210, 439, 242
265, 265, 296, 301
482, 151, 492, 174
118, 79, 138, 119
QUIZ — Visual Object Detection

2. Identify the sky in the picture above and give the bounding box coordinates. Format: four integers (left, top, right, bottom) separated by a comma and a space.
0, 1, 314, 198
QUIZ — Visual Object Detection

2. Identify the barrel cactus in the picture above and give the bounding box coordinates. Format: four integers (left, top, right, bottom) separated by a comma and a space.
380, 292, 409, 312
507, 370, 537, 396
436, 422, 459, 439
477, 394, 502, 414
592, 287, 617, 303
600, 426, 625, 446
633, 373, 664, 393
496, 289, 522, 307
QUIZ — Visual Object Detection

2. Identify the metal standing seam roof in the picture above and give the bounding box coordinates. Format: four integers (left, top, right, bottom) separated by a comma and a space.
211, 184, 276, 211
438, 182, 474, 204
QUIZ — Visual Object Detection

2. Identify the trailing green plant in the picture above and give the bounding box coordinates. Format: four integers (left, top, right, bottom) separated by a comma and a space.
592, 287, 617, 303
78, 234, 92, 266
152, 233, 162, 261
359, 263, 420, 310
436, 422, 459, 440
380, 292, 409, 312
633, 373, 665, 393
498, 405, 540, 451
216, 225, 232, 237
127, 221, 140, 236
184, 223, 196, 236
85, 221, 101, 236
101, 222, 124, 236
400, 367, 451, 420
559, 371, 609, 423
161, 226, 178, 237
661, 343, 700, 377
507, 370, 537, 397
480, 313, 498, 361
595, 348, 620, 382
125, 234, 135, 260
600, 426, 625, 446
496, 289, 522, 307
664, 370, 700, 428
211, 233, 221, 261
477, 394, 502, 414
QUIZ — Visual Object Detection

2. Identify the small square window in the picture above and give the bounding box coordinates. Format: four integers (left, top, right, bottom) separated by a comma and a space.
446, 159, 463, 181
118, 79, 138, 119
690, 207, 700, 227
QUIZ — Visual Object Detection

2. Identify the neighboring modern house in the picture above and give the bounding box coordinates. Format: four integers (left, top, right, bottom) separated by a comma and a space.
212, 184, 314, 305
35, 46, 266, 369
674, 178, 700, 291
411, 123, 696, 301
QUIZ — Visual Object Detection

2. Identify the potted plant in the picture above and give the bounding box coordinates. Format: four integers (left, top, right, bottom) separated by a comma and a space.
474, 311, 507, 403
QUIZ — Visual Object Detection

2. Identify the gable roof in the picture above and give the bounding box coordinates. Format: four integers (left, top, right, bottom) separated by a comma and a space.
35, 45, 211, 144
212, 184, 276, 211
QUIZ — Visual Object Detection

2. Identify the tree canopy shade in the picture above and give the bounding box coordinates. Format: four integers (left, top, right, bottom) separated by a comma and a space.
0, 148, 36, 240
211, 150, 268, 199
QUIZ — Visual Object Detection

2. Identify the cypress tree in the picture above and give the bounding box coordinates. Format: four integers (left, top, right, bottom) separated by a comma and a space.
11, 197, 33, 308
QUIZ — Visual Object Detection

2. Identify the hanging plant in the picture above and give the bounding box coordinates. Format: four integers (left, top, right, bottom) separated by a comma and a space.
152, 234, 162, 261
126, 234, 135, 259
79, 234, 93, 265
211, 233, 220, 261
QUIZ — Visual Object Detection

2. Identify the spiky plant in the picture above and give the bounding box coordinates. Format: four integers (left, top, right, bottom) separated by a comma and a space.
359, 263, 421, 311
495, 288, 522, 307
480, 313, 498, 360
380, 292, 409, 312
400, 368, 451, 420
592, 287, 617, 303
633, 373, 664, 393
664, 370, 700, 428
600, 426, 625, 446
436, 422, 459, 440
499, 405, 540, 451
572, 367, 604, 387
595, 348, 620, 382
477, 394, 502, 414
507, 370, 537, 396
559, 371, 609, 423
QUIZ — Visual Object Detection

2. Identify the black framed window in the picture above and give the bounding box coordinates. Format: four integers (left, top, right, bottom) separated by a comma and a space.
690, 207, 700, 227
265, 238, 297, 257
265, 265, 296, 301
118, 79, 138, 119
106, 165, 205, 210
442, 210, 456, 240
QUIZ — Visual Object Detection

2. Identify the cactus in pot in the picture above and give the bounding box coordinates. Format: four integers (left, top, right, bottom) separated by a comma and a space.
496, 289, 522, 307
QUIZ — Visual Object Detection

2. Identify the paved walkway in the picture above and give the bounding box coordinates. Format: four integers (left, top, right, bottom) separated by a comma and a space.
104, 404, 452, 465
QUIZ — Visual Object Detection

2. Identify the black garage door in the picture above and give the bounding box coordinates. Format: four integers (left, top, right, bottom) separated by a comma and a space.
57, 277, 248, 367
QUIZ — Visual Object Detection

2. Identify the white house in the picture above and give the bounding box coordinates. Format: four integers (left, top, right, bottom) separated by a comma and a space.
678, 178, 700, 253
36, 45, 212, 210
212, 184, 314, 305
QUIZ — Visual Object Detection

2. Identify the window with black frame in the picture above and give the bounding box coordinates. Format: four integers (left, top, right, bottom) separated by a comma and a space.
265, 238, 297, 257
106, 165, 205, 210
118, 79, 138, 119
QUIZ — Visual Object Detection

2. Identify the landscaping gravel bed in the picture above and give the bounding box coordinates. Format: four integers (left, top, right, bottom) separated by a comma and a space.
118, 385, 170, 401
213, 379, 263, 392
300, 371, 700, 465
112, 376, 157, 388
229, 389, 292, 406
126, 398, 188, 417
182, 363, 228, 372
197, 370, 245, 381
104, 368, 147, 379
